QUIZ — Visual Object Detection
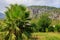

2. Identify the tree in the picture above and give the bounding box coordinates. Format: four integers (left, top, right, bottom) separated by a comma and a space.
1, 4, 32, 40
37, 13, 51, 32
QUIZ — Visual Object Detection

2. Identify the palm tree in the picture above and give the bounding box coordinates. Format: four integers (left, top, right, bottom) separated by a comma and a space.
1, 4, 31, 40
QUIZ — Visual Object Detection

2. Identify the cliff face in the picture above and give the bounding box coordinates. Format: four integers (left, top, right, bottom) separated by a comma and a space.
28, 6, 60, 20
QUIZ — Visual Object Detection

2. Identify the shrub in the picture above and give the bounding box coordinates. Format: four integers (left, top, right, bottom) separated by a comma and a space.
37, 13, 52, 32
31, 23, 38, 32
48, 26, 55, 32
55, 24, 60, 32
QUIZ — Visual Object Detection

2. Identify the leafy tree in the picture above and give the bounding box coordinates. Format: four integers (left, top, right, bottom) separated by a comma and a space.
37, 13, 51, 32
1, 4, 32, 40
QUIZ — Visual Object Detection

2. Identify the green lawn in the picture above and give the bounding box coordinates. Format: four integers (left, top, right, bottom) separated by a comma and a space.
30, 32, 60, 40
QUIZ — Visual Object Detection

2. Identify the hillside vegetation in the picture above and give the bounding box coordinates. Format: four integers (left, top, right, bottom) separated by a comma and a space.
0, 4, 60, 40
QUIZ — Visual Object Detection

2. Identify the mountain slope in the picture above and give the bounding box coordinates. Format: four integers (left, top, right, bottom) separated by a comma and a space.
28, 6, 60, 20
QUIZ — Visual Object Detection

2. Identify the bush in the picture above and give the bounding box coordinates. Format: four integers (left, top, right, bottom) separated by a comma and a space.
55, 24, 60, 32
48, 26, 55, 32
37, 13, 52, 32
31, 23, 38, 32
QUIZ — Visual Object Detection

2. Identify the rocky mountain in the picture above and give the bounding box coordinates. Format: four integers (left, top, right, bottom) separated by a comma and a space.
28, 6, 60, 20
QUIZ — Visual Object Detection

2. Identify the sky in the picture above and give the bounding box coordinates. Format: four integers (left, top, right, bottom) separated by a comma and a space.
0, 0, 60, 13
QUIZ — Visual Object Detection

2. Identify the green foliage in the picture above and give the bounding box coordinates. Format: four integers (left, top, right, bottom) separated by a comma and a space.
48, 26, 55, 32
0, 4, 32, 40
0, 4, 60, 40
31, 23, 37, 32
30, 18, 39, 32
5, 4, 30, 20
37, 13, 52, 32
55, 24, 60, 32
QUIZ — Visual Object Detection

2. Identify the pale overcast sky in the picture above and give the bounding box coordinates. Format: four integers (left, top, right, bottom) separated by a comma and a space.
0, 0, 60, 12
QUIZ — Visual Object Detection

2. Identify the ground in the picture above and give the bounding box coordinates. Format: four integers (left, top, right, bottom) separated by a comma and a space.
0, 32, 60, 40
30, 32, 60, 40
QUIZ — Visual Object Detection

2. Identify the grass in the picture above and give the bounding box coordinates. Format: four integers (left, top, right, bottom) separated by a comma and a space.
30, 32, 60, 40
0, 32, 60, 40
